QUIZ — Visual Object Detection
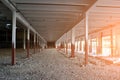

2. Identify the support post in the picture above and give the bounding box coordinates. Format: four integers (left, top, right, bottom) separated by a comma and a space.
23, 29, 26, 50
64, 41, 66, 52
27, 29, 30, 58
77, 40, 79, 52
80, 39, 82, 51
36, 35, 38, 51
34, 33, 36, 54
39, 40, 40, 52
71, 28, 75, 57
37, 36, 39, 51
111, 30, 113, 57
85, 12, 89, 65
66, 33, 68, 54
12, 11, 16, 65
100, 32, 102, 54
89, 39, 92, 53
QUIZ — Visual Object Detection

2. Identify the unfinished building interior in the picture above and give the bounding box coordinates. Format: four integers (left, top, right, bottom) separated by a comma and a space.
0, 0, 120, 80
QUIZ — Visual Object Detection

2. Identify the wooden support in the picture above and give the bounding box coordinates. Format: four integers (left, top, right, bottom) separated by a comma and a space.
12, 11, 16, 65
27, 29, 30, 58
85, 12, 89, 65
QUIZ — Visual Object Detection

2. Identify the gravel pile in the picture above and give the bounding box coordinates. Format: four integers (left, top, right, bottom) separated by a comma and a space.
0, 49, 120, 80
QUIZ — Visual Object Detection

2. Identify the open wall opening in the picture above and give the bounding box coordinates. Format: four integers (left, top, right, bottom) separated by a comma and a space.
47, 42, 55, 48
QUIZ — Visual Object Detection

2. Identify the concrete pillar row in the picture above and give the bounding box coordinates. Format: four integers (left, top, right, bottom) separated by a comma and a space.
12, 11, 16, 65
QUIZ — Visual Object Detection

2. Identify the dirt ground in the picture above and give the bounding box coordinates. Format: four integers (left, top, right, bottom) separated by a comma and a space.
0, 49, 120, 80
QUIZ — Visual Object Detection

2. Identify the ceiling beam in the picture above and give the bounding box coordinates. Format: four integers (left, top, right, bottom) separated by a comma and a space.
12, 0, 90, 6
16, 2, 88, 6
21, 10, 82, 14
16, 5, 83, 12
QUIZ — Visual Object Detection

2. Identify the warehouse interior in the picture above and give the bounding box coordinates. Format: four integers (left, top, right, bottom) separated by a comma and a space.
0, 0, 120, 80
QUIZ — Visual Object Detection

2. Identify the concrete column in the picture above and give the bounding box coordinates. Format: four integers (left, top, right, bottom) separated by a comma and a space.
38, 38, 40, 52
96, 33, 102, 55
71, 28, 75, 57
38, 36, 39, 50
12, 11, 16, 65
85, 12, 89, 65
100, 32, 102, 54
66, 33, 68, 54
63, 40, 66, 53
27, 29, 30, 58
23, 29, 26, 50
78, 39, 81, 51
39, 39, 41, 52
37, 35, 39, 51
45, 43, 47, 49
37, 36, 38, 50
77, 40, 79, 52
79, 39, 82, 51
89, 39, 92, 53
111, 30, 113, 57
34, 33, 36, 53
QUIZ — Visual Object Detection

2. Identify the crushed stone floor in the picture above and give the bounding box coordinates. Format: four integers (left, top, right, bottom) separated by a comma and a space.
0, 49, 120, 80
